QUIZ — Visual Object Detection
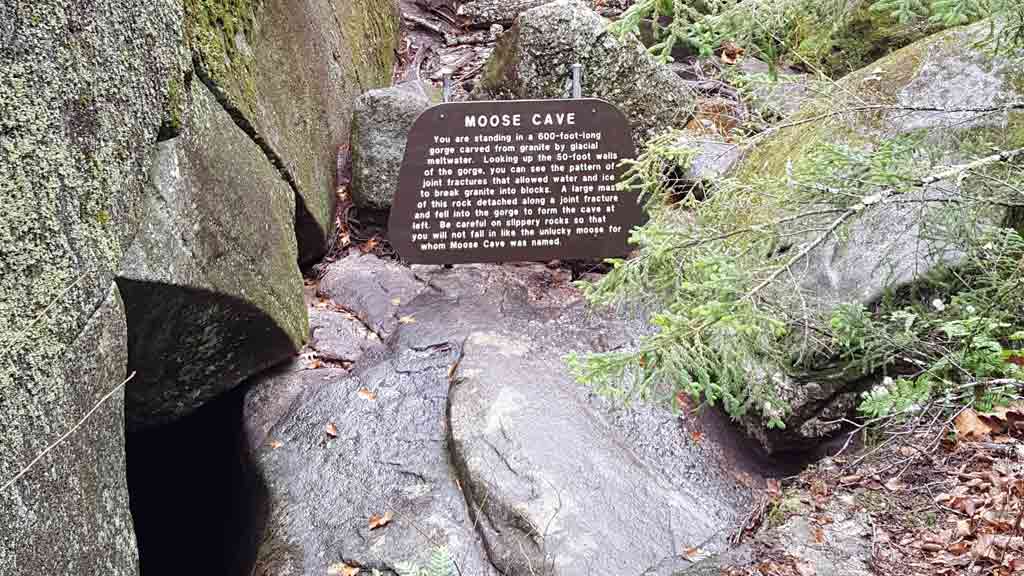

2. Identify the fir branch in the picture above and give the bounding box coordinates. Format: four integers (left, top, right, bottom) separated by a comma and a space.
745, 147, 1024, 301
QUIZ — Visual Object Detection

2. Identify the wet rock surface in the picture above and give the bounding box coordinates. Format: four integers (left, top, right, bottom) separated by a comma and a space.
318, 252, 427, 338
245, 256, 756, 575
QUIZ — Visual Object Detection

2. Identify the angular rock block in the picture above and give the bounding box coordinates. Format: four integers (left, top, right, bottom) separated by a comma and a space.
735, 19, 1024, 450
472, 0, 695, 144
350, 82, 434, 210
440, 271, 750, 575
318, 252, 427, 337
184, 0, 400, 262
1, 286, 137, 575
119, 80, 307, 429
0, 0, 181, 573
244, 361, 495, 575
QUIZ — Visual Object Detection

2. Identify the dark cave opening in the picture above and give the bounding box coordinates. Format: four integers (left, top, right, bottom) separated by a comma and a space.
126, 384, 266, 576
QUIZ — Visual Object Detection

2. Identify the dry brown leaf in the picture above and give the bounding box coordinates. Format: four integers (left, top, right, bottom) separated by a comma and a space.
898, 446, 918, 457
325, 422, 339, 438
955, 519, 972, 537
982, 509, 1016, 530
955, 409, 994, 440
794, 560, 816, 576
361, 237, 380, 253
810, 479, 829, 498
884, 476, 906, 493
948, 541, 971, 555
719, 41, 745, 65
357, 387, 377, 401
683, 547, 705, 560
327, 563, 359, 576
690, 430, 704, 444
269, 439, 284, 450
369, 511, 394, 530
973, 533, 999, 560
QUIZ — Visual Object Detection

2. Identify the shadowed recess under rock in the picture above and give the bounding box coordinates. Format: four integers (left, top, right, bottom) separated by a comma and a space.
127, 383, 268, 576
117, 279, 302, 429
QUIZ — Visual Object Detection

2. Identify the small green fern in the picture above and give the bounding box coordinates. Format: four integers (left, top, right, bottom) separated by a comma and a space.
393, 547, 456, 576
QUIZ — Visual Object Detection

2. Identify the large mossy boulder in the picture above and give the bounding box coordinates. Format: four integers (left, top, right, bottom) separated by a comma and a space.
736, 19, 1024, 451
119, 79, 307, 428
0, 1, 182, 573
184, 0, 399, 262
472, 0, 695, 145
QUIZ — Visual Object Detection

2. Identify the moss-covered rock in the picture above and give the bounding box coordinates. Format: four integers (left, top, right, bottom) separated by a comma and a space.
0, 1, 182, 572
472, 0, 695, 146
184, 0, 399, 262
1, 285, 136, 575
736, 19, 1024, 451
118, 79, 307, 428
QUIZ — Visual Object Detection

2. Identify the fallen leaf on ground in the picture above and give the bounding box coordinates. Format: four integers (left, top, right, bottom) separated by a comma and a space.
720, 41, 745, 65
360, 237, 380, 253
357, 387, 377, 401
884, 476, 906, 492
690, 430, 704, 443
398, 315, 416, 324
269, 439, 284, 449
955, 518, 972, 537
325, 422, 338, 438
390, 298, 402, 306
369, 511, 394, 530
955, 409, 994, 440
794, 560, 816, 576
326, 562, 359, 576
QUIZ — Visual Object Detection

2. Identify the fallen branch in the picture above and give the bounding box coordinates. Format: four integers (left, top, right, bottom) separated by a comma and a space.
403, 13, 449, 37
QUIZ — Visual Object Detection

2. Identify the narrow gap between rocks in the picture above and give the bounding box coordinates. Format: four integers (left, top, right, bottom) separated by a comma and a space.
126, 383, 267, 576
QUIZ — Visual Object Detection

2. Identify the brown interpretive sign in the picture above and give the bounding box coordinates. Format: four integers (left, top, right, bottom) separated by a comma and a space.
388, 99, 642, 264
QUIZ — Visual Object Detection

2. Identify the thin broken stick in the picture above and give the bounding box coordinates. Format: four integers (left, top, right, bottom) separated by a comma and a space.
1, 372, 137, 493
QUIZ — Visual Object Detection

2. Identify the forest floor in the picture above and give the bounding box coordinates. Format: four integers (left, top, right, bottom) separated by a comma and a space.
729, 406, 1024, 576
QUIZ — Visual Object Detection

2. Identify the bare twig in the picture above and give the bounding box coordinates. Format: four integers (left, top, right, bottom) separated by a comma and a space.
404, 13, 449, 37
2, 372, 137, 494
